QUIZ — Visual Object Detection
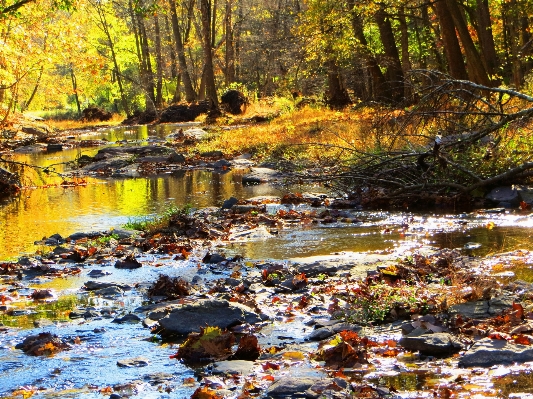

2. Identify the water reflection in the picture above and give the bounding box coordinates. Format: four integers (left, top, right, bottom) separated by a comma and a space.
0, 170, 285, 260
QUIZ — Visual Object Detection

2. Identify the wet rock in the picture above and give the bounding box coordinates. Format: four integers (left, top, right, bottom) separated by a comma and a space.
267, 377, 321, 397
213, 159, 231, 169
167, 152, 186, 163
202, 253, 226, 264
242, 167, 281, 184
94, 286, 124, 297
82, 158, 132, 173
112, 314, 141, 324
295, 261, 351, 277
212, 360, 255, 375
305, 378, 350, 399
156, 299, 262, 337
107, 228, 141, 239
488, 295, 516, 315
221, 197, 239, 210
44, 233, 64, 245
459, 337, 533, 367
399, 333, 462, 356
84, 281, 131, 291
46, 143, 63, 152
94, 145, 172, 160
16, 332, 70, 356
115, 255, 142, 269
183, 127, 208, 139
117, 356, 150, 368
328, 199, 361, 209
448, 300, 490, 319
68, 231, 103, 241
0, 167, 21, 197
142, 372, 175, 385
486, 186, 521, 207
516, 185, 533, 205
69, 309, 101, 319
18, 256, 41, 267
87, 269, 112, 278
306, 323, 362, 341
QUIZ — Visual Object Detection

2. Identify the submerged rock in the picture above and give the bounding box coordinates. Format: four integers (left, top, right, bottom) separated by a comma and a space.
117, 356, 150, 368
242, 167, 281, 184
154, 299, 262, 337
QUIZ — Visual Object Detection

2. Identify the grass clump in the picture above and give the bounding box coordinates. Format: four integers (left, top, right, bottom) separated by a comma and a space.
123, 204, 192, 233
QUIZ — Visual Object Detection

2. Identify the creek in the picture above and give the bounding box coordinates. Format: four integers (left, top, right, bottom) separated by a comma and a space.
1, 123, 533, 398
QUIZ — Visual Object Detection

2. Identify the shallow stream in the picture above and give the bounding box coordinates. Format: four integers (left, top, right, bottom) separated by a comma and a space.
1, 123, 533, 398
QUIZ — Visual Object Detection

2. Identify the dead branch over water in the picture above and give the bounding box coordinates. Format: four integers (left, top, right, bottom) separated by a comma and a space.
322, 71, 533, 207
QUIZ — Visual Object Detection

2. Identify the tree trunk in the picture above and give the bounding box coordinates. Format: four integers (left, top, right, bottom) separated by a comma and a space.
398, 8, 412, 98
347, 1, 386, 101
200, 0, 219, 112
168, 0, 197, 102
325, 60, 351, 108
445, 0, 491, 86
433, 0, 468, 80
137, 14, 156, 110
70, 67, 81, 116
154, 14, 163, 107
375, 7, 405, 103
22, 65, 44, 112
475, 0, 498, 78
224, 0, 235, 85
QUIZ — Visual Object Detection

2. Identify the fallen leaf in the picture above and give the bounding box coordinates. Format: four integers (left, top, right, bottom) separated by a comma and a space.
282, 351, 305, 360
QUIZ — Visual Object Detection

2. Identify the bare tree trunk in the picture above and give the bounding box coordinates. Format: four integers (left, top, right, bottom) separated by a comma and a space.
433, 0, 468, 80
137, 14, 156, 110
475, 0, 499, 78
398, 8, 412, 99
22, 65, 44, 112
224, 0, 235, 85
70, 67, 81, 116
325, 60, 351, 108
346, 2, 386, 101
375, 7, 405, 103
154, 14, 163, 107
168, 0, 197, 102
445, 0, 491, 86
200, 0, 220, 112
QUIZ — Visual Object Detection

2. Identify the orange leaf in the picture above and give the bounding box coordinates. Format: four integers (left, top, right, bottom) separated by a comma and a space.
262, 361, 280, 371
514, 334, 531, 345
262, 375, 275, 381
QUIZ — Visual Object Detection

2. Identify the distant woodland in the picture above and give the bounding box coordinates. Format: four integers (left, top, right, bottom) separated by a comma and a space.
1, 0, 533, 119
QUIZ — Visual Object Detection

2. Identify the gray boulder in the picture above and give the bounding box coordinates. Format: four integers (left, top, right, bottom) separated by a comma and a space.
459, 337, 533, 367
486, 186, 521, 207
267, 377, 321, 397
242, 167, 281, 184
399, 333, 463, 356
156, 299, 261, 336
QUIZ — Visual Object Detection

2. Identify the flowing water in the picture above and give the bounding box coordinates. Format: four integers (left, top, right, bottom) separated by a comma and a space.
1, 123, 533, 397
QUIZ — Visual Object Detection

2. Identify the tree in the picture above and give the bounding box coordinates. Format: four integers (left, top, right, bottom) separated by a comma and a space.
199, 0, 219, 112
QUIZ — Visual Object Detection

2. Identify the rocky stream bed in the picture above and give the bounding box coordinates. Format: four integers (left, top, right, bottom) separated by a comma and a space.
2, 121, 533, 398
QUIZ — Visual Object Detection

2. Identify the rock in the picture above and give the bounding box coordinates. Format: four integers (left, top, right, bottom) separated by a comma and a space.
399, 333, 462, 356
242, 167, 281, 184
156, 299, 262, 337
117, 356, 150, 368
167, 152, 186, 163
21, 126, 48, 138
33, 319, 54, 328
201, 150, 224, 158
46, 144, 63, 152
267, 377, 320, 397
221, 197, 239, 210
296, 261, 353, 277
183, 128, 208, 139
489, 295, 515, 315
305, 378, 350, 399
459, 337, 533, 367
448, 300, 490, 319
202, 253, 226, 264
221, 90, 247, 114
108, 228, 141, 239
212, 360, 255, 375
213, 159, 231, 169
69, 309, 100, 319
142, 372, 175, 385
87, 269, 112, 278
306, 323, 362, 341
515, 185, 533, 205
94, 286, 124, 297
112, 314, 141, 324
94, 146, 171, 160
16, 332, 70, 355
158, 102, 209, 123
82, 107, 112, 122
486, 186, 521, 207
84, 281, 130, 291
68, 231, 103, 241
0, 167, 21, 197
115, 255, 142, 269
